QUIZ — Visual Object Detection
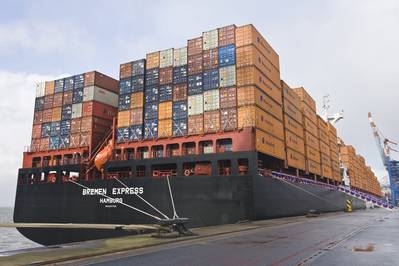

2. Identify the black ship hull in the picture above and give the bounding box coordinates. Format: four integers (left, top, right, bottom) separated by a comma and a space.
14, 152, 366, 245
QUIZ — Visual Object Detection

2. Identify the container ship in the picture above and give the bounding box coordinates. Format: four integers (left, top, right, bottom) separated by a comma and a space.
14, 24, 384, 246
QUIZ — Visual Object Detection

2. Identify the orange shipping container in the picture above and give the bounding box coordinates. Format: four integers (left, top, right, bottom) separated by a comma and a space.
84, 71, 119, 93
303, 117, 318, 137
255, 129, 285, 160
330, 151, 339, 163
284, 115, 304, 138
32, 124, 41, 139
218, 25, 236, 46
158, 119, 172, 138
53, 93, 63, 107
42, 109, 52, 123
286, 148, 306, 171
321, 165, 332, 178
188, 54, 203, 75
188, 115, 203, 135
333, 170, 341, 182
307, 159, 321, 175
120, 62, 132, 79
130, 92, 144, 109
304, 131, 320, 151
283, 98, 302, 124
281, 80, 301, 109
63, 91, 73, 105
45, 81, 55, 96
187, 37, 202, 56
31, 138, 41, 152
146, 52, 160, 69
158, 101, 173, 120
51, 107, 62, 122
237, 86, 283, 121
33, 111, 43, 124
235, 24, 280, 70
321, 153, 331, 167
82, 101, 117, 120
237, 66, 282, 105
159, 67, 173, 85
327, 122, 337, 137
117, 110, 130, 128
292, 87, 316, 112
285, 130, 305, 155
236, 45, 280, 88
71, 118, 81, 133
130, 108, 143, 125
319, 141, 330, 156
306, 145, 321, 163
43, 95, 54, 110
237, 105, 284, 140
204, 110, 220, 133
318, 129, 329, 144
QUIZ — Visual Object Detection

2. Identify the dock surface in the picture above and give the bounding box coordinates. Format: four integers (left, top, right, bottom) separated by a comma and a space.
1, 208, 398, 266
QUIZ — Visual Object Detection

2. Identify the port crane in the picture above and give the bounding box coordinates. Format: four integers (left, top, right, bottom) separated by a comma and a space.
368, 112, 399, 206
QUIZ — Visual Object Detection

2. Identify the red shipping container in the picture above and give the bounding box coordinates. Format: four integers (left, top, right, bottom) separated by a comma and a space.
188, 115, 203, 135
204, 111, 220, 133
82, 101, 117, 120
220, 108, 237, 131
42, 109, 53, 123
32, 124, 42, 139
219, 87, 237, 109
203, 48, 218, 70
71, 118, 82, 133
43, 95, 54, 109
188, 37, 202, 56
173, 84, 187, 101
40, 137, 49, 151
63, 91, 73, 105
81, 117, 112, 133
33, 111, 43, 125
130, 108, 143, 125
70, 133, 81, 148
53, 93, 63, 107
159, 67, 173, 85
84, 71, 119, 94
31, 138, 41, 152
188, 54, 203, 75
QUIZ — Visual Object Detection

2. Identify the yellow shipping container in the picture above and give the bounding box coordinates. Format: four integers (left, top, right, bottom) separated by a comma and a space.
158, 101, 173, 120
255, 129, 285, 160
130, 92, 144, 109
286, 148, 306, 171
51, 107, 62, 122
146, 51, 160, 69
117, 110, 130, 128
237, 86, 283, 121
238, 105, 284, 140
158, 119, 172, 138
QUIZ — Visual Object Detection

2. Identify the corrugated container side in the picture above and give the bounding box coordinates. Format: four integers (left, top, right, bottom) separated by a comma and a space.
41, 123, 51, 138
188, 115, 203, 135
118, 94, 131, 111
84, 71, 119, 94
132, 75, 145, 92
173, 84, 187, 101
40, 137, 50, 151
218, 25, 236, 46
307, 159, 321, 175
281, 80, 301, 109
130, 108, 143, 125
62, 105, 72, 120
159, 67, 173, 85
286, 148, 306, 171
51, 107, 62, 122
306, 145, 321, 163
132, 59, 146, 77
45, 81, 55, 96
304, 131, 320, 151
173, 66, 187, 84
318, 129, 329, 144
220, 108, 237, 131
117, 110, 130, 128
73, 74, 85, 89
160, 48, 174, 68
188, 37, 202, 56
73, 88, 84, 104
146, 52, 160, 69
321, 165, 332, 178
63, 91, 73, 105
54, 79, 64, 93
255, 129, 285, 160
144, 103, 158, 120
64, 76, 74, 91
42, 109, 52, 123
188, 54, 203, 75
188, 94, 203, 116
237, 66, 282, 105
219, 65, 236, 87
120, 62, 132, 79
32, 124, 42, 139
82, 101, 117, 120
71, 103, 82, 118
31, 138, 41, 152
71, 118, 81, 133
130, 92, 144, 109
159, 85, 173, 102
119, 78, 131, 95
188, 74, 203, 95
35, 82, 45, 97
144, 119, 158, 139
204, 110, 220, 133
70, 133, 80, 148
219, 87, 236, 109
203, 48, 218, 70
172, 101, 188, 120
173, 47, 187, 67
292, 87, 316, 112
285, 130, 305, 155
43, 95, 54, 110
203, 69, 219, 91
34, 97, 44, 111
83, 86, 118, 107
129, 125, 143, 141
203, 29, 218, 50
116, 127, 130, 143
50, 121, 60, 137
203, 89, 219, 111
145, 85, 159, 103
158, 119, 172, 138
158, 101, 173, 120
303, 116, 318, 136
219, 44, 236, 67
237, 86, 283, 121
145, 68, 159, 86
172, 118, 188, 136
33, 111, 43, 124
319, 141, 330, 156
283, 98, 302, 124
60, 120, 71, 135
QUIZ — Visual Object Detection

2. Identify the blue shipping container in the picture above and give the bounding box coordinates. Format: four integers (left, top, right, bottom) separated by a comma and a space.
172, 101, 188, 120
64, 76, 74, 91
41, 123, 51, 138
188, 74, 203, 95
203, 69, 219, 91
129, 125, 143, 141
60, 120, 71, 135
119, 78, 132, 95
132, 59, 146, 77
146, 69, 159, 86
219, 44, 236, 67
118, 94, 131, 110
144, 119, 158, 139
50, 122, 61, 137
132, 75, 145, 92
54, 79, 64, 93
116, 127, 130, 143
59, 134, 70, 149
173, 66, 187, 84
145, 86, 159, 103
144, 103, 158, 120
74, 74, 85, 89
159, 85, 173, 102
49, 136, 60, 150
34, 97, 44, 111
173, 118, 188, 136
72, 88, 83, 104
62, 105, 72, 120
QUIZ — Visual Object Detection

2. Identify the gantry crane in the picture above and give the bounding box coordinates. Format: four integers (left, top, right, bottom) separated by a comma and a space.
368, 112, 399, 205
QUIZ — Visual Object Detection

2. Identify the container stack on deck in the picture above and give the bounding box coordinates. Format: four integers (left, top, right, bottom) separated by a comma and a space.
31, 72, 118, 156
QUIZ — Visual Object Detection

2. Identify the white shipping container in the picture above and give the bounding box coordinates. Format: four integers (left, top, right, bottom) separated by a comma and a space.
173, 47, 187, 67
35, 82, 45, 97
188, 94, 203, 116
83, 86, 118, 107
203, 89, 219, 111
219, 66, 236, 87
203, 29, 218, 50
72, 103, 82, 118
160, 48, 174, 68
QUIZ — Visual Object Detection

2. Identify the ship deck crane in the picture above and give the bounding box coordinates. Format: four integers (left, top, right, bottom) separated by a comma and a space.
368, 112, 399, 205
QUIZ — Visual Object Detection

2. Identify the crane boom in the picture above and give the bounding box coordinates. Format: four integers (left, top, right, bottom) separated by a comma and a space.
368, 112, 388, 167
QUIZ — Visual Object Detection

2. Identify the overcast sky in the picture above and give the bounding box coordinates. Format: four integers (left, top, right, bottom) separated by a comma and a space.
0, 0, 398, 207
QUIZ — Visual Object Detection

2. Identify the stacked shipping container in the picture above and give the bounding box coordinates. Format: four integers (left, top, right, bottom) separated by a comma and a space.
31, 72, 118, 153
